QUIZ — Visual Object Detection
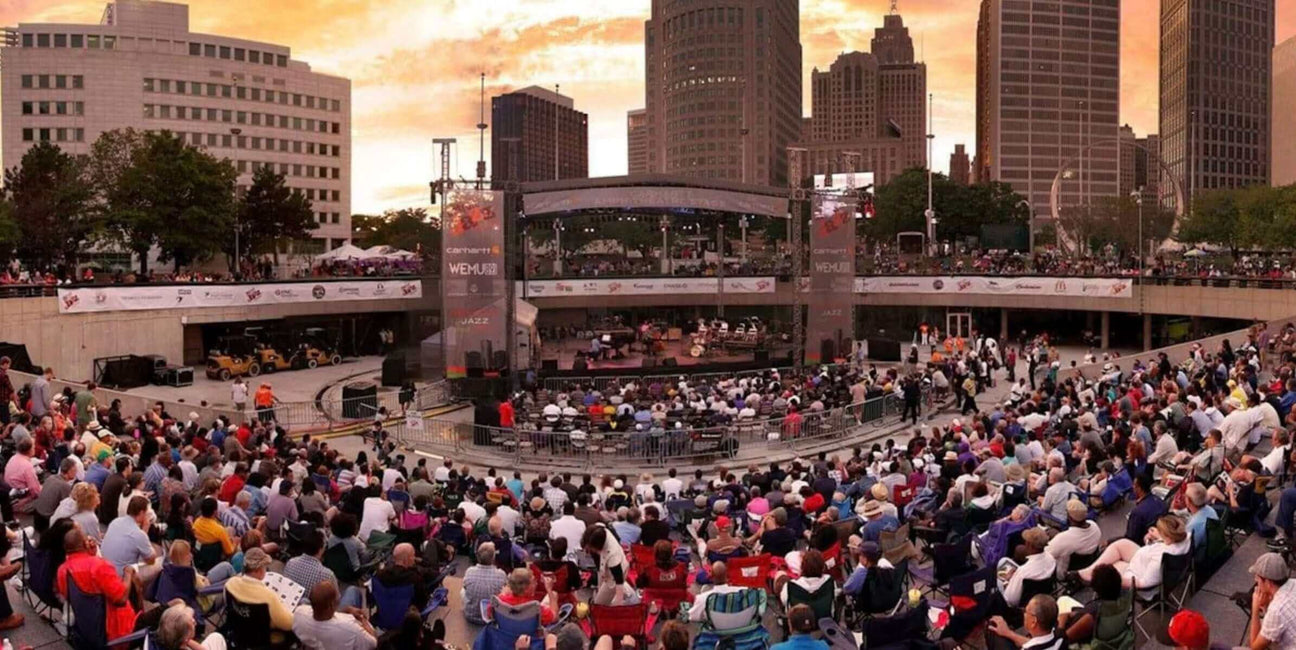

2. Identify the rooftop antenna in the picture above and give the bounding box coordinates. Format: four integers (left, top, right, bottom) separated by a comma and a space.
476, 73, 487, 190
890, 0, 898, 14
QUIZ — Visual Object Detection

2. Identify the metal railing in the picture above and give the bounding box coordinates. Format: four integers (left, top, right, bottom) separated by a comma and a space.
393, 390, 916, 469
537, 365, 827, 395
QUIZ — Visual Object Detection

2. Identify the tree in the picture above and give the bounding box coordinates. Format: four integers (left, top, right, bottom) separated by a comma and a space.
352, 207, 440, 265
93, 130, 238, 273
0, 196, 19, 261
3, 142, 94, 269
237, 165, 317, 267
1055, 195, 1176, 254
866, 168, 1028, 245
1177, 189, 1244, 254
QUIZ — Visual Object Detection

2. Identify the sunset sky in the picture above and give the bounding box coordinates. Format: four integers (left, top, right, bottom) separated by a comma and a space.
4, 0, 1295, 215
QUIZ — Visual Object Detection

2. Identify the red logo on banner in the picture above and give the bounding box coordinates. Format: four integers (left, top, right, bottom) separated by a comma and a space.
245, 288, 262, 303
817, 205, 853, 236
62, 293, 80, 310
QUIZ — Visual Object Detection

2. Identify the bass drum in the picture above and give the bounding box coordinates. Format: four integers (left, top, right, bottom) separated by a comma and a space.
690, 344, 705, 358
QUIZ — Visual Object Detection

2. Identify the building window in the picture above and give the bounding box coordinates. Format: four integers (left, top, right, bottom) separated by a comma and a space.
21, 102, 32, 115
21, 128, 33, 142
22, 33, 33, 47
21, 75, 32, 89
160, 79, 171, 93
36, 33, 50, 47
331, 213, 340, 224
103, 36, 115, 49
39, 128, 50, 142
219, 45, 231, 59
204, 44, 216, 57
276, 54, 288, 67
144, 78, 155, 92
71, 34, 83, 48
75, 128, 84, 142
72, 75, 84, 89
263, 52, 275, 66
221, 85, 231, 98
54, 34, 67, 47
189, 42, 201, 56
234, 47, 245, 61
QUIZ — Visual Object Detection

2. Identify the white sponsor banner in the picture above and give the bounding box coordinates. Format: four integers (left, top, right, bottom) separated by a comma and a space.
520, 277, 777, 298
57, 279, 423, 314
855, 276, 1133, 299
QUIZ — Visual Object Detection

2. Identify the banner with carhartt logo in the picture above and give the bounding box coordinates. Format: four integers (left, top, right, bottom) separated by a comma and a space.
806, 193, 856, 365
56, 279, 421, 314
441, 189, 508, 378
855, 276, 1133, 298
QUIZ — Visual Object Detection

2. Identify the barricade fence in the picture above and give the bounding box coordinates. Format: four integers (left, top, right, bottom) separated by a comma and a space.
537, 365, 852, 395
392, 390, 916, 468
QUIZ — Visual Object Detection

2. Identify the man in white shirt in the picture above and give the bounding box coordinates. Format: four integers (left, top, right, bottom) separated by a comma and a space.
432, 460, 453, 483
549, 502, 587, 553
1148, 423, 1180, 468
1038, 468, 1075, 521
292, 582, 378, 650
459, 492, 486, 525
1045, 500, 1102, 577
661, 469, 684, 501
688, 562, 748, 622
495, 501, 522, 536
358, 488, 396, 542
999, 529, 1057, 608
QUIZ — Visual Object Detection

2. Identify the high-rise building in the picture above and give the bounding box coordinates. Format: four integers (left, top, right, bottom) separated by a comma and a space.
811, 52, 879, 144
950, 144, 970, 185
627, 108, 649, 175
873, 11, 927, 169
1, 0, 353, 251
1119, 125, 1137, 197
975, 0, 1121, 216
1140, 134, 1161, 201
643, 0, 802, 185
1161, 0, 1273, 207
1274, 36, 1296, 186
490, 86, 588, 185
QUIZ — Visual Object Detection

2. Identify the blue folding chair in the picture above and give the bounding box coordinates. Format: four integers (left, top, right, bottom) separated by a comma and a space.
388, 489, 411, 514
473, 595, 573, 650
19, 531, 63, 621
146, 562, 226, 626
65, 577, 148, 650
368, 575, 448, 631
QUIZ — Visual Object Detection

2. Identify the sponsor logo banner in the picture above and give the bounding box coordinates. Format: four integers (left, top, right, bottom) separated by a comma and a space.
441, 189, 508, 378
806, 194, 856, 364
855, 276, 1133, 298
57, 280, 422, 314
518, 277, 777, 297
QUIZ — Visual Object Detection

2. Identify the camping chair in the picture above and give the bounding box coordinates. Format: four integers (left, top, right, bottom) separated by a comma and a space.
999, 482, 1028, 515
847, 561, 906, 626
369, 575, 448, 631
588, 603, 653, 649
909, 534, 972, 600
862, 599, 931, 650
939, 566, 997, 644
777, 579, 838, 637
820, 616, 860, 650
822, 542, 847, 583
473, 595, 572, 650
323, 542, 380, 586
690, 588, 770, 650
18, 531, 63, 622
221, 586, 286, 650
1019, 576, 1056, 603
65, 578, 149, 650
1133, 551, 1194, 642
282, 521, 316, 559
893, 484, 917, 510
629, 544, 657, 579
965, 506, 998, 533
1091, 591, 1136, 650
193, 540, 225, 573
726, 553, 773, 590
879, 523, 919, 566
146, 562, 226, 626
531, 562, 580, 607
387, 489, 411, 514
1196, 516, 1232, 582
1068, 547, 1102, 575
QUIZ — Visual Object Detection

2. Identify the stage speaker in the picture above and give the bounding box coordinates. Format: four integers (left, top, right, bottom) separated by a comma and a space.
465, 351, 485, 378
541, 359, 558, 372
641, 357, 657, 368
491, 350, 508, 372
866, 338, 902, 362
754, 349, 770, 364
381, 354, 406, 387
95, 355, 153, 390
819, 339, 836, 363
662, 357, 678, 367
0, 343, 37, 374
166, 367, 194, 387
341, 382, 378, 419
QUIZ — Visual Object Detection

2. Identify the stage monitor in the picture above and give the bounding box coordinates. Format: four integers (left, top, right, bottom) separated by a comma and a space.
866, 338, 902, 362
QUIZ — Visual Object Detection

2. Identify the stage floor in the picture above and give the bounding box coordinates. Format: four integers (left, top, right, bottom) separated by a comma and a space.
539, 337, 785, 372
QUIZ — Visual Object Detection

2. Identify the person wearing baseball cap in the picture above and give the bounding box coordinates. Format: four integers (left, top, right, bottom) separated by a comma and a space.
1045, 500, 1101, 577
1248, 552, 1295, 649
1168, 610, 1210, 650
1000, 528, 1057, 608
223, 547, 294, 642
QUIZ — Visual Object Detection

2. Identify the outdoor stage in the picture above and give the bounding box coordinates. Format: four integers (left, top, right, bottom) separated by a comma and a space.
537, 336, 793, 373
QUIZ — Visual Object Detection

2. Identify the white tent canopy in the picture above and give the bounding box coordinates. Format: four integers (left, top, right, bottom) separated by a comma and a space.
314, 243, 369, 261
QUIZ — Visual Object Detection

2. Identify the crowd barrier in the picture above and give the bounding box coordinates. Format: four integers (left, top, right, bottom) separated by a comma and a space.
393, 389, 917, 469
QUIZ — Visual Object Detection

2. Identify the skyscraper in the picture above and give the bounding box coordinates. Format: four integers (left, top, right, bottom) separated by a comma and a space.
1, 0, 353, 251
975, 0, 1121, 216
643, 0, 802, 186
1119, 125, 1137, 197
1274, 36, 1296, 186
490, 86, 588, 185
950, 144, 970, 185
627, 108, 649, 175
873, 11, 927, 170
1160, 0, 1273, 206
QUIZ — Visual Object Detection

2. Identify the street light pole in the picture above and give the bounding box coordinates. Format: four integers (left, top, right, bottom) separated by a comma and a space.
230, 127, 243, 276
1017, 199, 1033, 253
659, 216, 670, 275
925, 93, 935, 256
551, 219, 562, 276
1133, 188, 1144, 278
739, 216, 749, 263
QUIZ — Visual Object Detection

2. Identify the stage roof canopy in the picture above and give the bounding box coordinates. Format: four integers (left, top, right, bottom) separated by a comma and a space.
520, 174, 790, 219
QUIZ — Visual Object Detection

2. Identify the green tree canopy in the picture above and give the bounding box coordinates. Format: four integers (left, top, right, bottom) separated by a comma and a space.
91, 130, 238, 273
866, 168, 1029, 245
352, 208, 440, 262
238, 165, 317, 266
3, 141, 94, 269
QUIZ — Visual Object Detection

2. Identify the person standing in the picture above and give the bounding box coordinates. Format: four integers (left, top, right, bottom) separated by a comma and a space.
0, 356, 14, 425
74, 382, 98, 429
254, 383, 278, 424
231, 377, 248, 414
30, 366, 53, 420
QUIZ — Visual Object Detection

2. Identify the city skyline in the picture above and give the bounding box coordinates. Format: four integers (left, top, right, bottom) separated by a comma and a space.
3, 0, 1295, 215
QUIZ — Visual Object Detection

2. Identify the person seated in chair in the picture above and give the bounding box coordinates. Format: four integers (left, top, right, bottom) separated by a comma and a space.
687, 562, 745, 623
997, 528, 1056, 609
292, 581, 378, 650
224, 548, 294, 644
375, 543, 442, 611
635, 539, 690, 612
1056, 564, 1123, 644
771, 604, 829, 650
775, 548, 837, 609
1045, 499, 1102, 577
156, 602, 229, 650
491, 568, 561, 626
1071, 515, 1190, 589
987, 594, 1065, 650
843, 540, 899, 612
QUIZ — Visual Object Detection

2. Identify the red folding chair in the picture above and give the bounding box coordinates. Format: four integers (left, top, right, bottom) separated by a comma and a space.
893, 484, 916, 509
531, 563, 579, 607
588, 603, 652, 648
726, 553, 773, 590
629, 544, 656, 581
822, 542, 847, 583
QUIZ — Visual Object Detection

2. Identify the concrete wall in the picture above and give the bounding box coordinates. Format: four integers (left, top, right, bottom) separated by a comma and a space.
0, 295, 423, 382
